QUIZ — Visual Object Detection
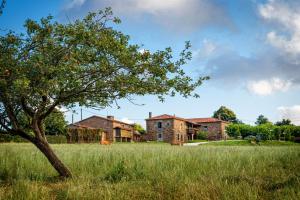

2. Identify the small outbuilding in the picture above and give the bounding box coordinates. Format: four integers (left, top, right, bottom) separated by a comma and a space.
68, 115, 139, 143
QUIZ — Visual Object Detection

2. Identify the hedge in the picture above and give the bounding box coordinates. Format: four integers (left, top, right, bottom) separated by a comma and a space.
226, 124, 300, 141
0, 134, 67, 144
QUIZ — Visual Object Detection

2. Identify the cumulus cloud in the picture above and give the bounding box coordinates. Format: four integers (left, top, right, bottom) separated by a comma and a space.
201, 46, 300, 94
121, 117, 134, 124
193, 39, 217, 59
62, 0, 233, 32
247, 78, 292, 96
259, 0, 300, 56
198, 0, 300, 95
64, 0, 86, 10
277, 105, 300, 125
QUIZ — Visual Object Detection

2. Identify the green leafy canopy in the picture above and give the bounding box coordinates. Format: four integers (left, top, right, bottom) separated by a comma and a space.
0, 8, 208, 136
255, 115, 271, 125
213, 106, 238, 123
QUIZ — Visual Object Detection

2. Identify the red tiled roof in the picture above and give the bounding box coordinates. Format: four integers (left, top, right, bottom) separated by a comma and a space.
186, 118, 224, 123
147, 114, 228, 124
146, 114, 187, 122
69, 115, 134, 128
69, 124, 97, 129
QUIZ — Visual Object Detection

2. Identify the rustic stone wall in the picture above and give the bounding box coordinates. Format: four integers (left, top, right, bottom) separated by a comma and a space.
146, 119, 174, 142
146, 118, 188, 143
172, 119, 188, 143
145, 116, 229, 142
197, 121, 228, 140
73, 117, 113, 140
220, 122, 229, 138
71, 116, 135, 142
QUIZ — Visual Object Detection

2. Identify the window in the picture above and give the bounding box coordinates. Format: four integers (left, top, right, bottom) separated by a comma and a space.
166, 122, 170, 127
177, 134, 180, 141
157, 122, 162, 128
158, 133, 162, 139
181, 135, 183, 141
203, 126, 208, 131
115, 128, 121, 137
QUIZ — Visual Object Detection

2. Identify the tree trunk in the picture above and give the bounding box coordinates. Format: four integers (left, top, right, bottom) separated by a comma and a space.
33, 138, 72, 178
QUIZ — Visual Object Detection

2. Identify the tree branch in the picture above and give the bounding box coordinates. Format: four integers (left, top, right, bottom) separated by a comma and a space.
21, 97, 35, 117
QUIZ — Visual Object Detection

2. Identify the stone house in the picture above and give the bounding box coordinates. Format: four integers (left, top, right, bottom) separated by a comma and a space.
68, 115, 140, 142
145, 113, 229, 143
186, 117, 229, 140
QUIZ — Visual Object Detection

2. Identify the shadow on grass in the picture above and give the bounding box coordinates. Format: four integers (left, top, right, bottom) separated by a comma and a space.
264, 176, 300, 191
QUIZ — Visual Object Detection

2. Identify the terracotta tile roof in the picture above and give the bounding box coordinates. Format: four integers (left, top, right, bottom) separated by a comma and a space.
69, 115, 134, 129
186, 118, 224, 123
147, 114, 228, 124
146, 114, 187, 122
69, 124, 97, 129
114, 125, 133, 131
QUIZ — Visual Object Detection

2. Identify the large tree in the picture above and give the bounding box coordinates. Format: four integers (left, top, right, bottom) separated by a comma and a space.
213, 106, 237, 122
275, 119, 293, 126
134, 123, 146, 135
255, 115, 271, 125
18, 109, 68, 135
0, 9, 208, 178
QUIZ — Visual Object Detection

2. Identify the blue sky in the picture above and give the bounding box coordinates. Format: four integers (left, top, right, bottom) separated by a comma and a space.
1, 0, 300, 126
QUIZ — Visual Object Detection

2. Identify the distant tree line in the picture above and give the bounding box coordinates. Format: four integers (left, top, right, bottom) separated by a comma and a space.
213, 106, 299, 142
0, 109, 68, 142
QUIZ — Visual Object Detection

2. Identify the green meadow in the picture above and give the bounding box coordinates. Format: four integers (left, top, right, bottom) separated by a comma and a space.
0, 142, 299, 200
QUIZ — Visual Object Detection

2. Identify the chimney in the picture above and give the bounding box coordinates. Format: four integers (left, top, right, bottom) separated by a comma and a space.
107, 116, 114, 120
149, 112, 152, 119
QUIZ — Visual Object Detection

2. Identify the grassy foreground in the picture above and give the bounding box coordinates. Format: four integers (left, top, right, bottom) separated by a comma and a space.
0, 143, 299, 200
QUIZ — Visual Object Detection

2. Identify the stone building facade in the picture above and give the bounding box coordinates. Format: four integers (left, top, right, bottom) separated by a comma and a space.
68, 116, 140, 142
146, 114, 229, 143
187, 118, 229, 140
146, 116, 188, 144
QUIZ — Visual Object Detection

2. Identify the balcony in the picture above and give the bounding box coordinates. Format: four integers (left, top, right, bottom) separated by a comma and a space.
187, 128, 199, 135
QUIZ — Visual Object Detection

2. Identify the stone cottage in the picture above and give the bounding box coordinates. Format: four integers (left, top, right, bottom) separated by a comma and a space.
145, 113, 229, 143
68, 115, 140, 143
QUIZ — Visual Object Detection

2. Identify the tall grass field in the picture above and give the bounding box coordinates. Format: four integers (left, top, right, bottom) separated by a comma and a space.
0, 142, 299, 200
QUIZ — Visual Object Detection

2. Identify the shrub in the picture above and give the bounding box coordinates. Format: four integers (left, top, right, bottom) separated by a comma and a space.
0, 134, 27, 143
46, 135, 67, 144
0, 134, 67, 143
225, 124, 241, 138
67, 128, 102, 143
197, 131, 208, 140
244, 135, 257, 144
226, 124, 255, 138
104, 160, 130, 182
226, 123, 300, 141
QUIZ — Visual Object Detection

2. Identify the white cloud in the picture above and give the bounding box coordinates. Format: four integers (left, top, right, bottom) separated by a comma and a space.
277, 105, 300, 125
247, 78, 292, 96
65, 0, 86, 10
197, 1, 300, 92
63, 0, 233, 32
121, 117, 134, 124
193, 39, 217, 59
259, 0, 300, 56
